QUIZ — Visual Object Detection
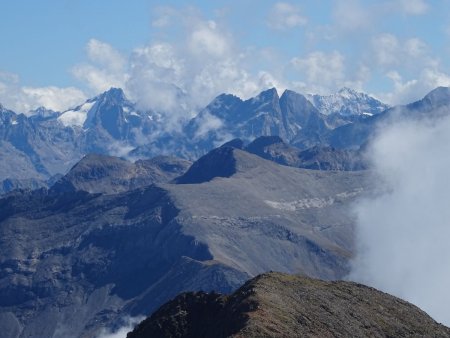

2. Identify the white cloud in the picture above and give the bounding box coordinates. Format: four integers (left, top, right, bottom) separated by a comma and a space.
194, 111, 224, 138
113, 14, 282, 131
404, 38, 427, 58
290, 51, 345, 94
349, 111, 450, 326
188, 20, 230, 58
397, 0, 428, 15
372, 34, 429, 68
372, 33, 400, 67
369, 33, 450, 105
151, 6, 176, 28
332, 0, 372, 31
86, 39, 125, 72
0, 71, 86, 113
115, 13, 286, 126
378, 67, 450, 105
96, 316, 144, 338
127, 42, 185, 116
267, 2, 307, 30
21, 86, 87, 112
72, 39, 128, 93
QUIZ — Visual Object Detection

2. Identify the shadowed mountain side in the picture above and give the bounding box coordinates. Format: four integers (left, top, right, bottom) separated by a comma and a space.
51, 153, 191, 194
128, 272, 450, 338
175, 147, 238, 184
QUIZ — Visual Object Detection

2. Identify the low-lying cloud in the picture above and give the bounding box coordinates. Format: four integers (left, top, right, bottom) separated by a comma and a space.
96, 316, 144, 338
349, 112, 450, 325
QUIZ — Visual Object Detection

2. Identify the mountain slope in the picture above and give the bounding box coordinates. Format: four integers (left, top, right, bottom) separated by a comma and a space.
51, 153, 191, 194
128, 272, 450, 338
244, 136, 367, 170
0, 146, 369, 337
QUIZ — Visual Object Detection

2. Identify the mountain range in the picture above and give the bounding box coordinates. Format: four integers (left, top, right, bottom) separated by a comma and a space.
2, 86, 450, 337
2, 85, 450, 196
0, 143, 370, 337
0, 86, 388, 194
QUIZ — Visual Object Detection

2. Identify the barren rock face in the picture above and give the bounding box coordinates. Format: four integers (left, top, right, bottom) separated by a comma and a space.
128, 272, 450, 338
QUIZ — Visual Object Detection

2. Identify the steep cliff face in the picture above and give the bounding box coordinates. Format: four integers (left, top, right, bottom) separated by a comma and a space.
128, 272, 450, 338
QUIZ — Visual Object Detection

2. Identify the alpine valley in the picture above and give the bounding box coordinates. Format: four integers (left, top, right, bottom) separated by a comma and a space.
1, 86, 450, 337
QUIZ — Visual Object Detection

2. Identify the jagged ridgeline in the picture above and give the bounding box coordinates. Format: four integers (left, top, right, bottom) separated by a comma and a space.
0, 86, 390, 193
2, 86, 450, 195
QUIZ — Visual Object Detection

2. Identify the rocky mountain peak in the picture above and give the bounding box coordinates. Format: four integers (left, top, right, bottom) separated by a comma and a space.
307, 88, 389, 117
98, 87, 127, 103
220, 138, 245, 149
338, 86, 358, 97
422, 86, 450, 107
247, 87, 280, 111
127, 272, 450, 338
175, 146, 238, 184
255, 87, 279, 101
280, 89, 319, 113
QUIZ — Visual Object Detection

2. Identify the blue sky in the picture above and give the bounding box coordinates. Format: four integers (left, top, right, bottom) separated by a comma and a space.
1, 0, 449, 113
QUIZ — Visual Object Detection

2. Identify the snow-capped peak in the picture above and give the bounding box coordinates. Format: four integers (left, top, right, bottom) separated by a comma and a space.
306, 88, 389, 117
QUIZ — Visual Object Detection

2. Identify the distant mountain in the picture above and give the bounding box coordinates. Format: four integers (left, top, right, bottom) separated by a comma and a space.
0, 178, 47, 195
324, 86, 450, 150
0, 144, 369, 337
6, 86, 450, 191
244, 136, 367, 171
51, 153, 191, 194
307, 87, 389, 117
128, 272, 450, 338
0, 102, 82, 181
184, 88, 329, 155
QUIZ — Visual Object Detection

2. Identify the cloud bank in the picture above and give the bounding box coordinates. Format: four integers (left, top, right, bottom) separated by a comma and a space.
0, 71, 86, 114
0, 1, 448, 114
349, 112, 450, 326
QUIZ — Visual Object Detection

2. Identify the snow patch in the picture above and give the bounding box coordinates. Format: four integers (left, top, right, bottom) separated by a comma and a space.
58, 101, 95, 127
